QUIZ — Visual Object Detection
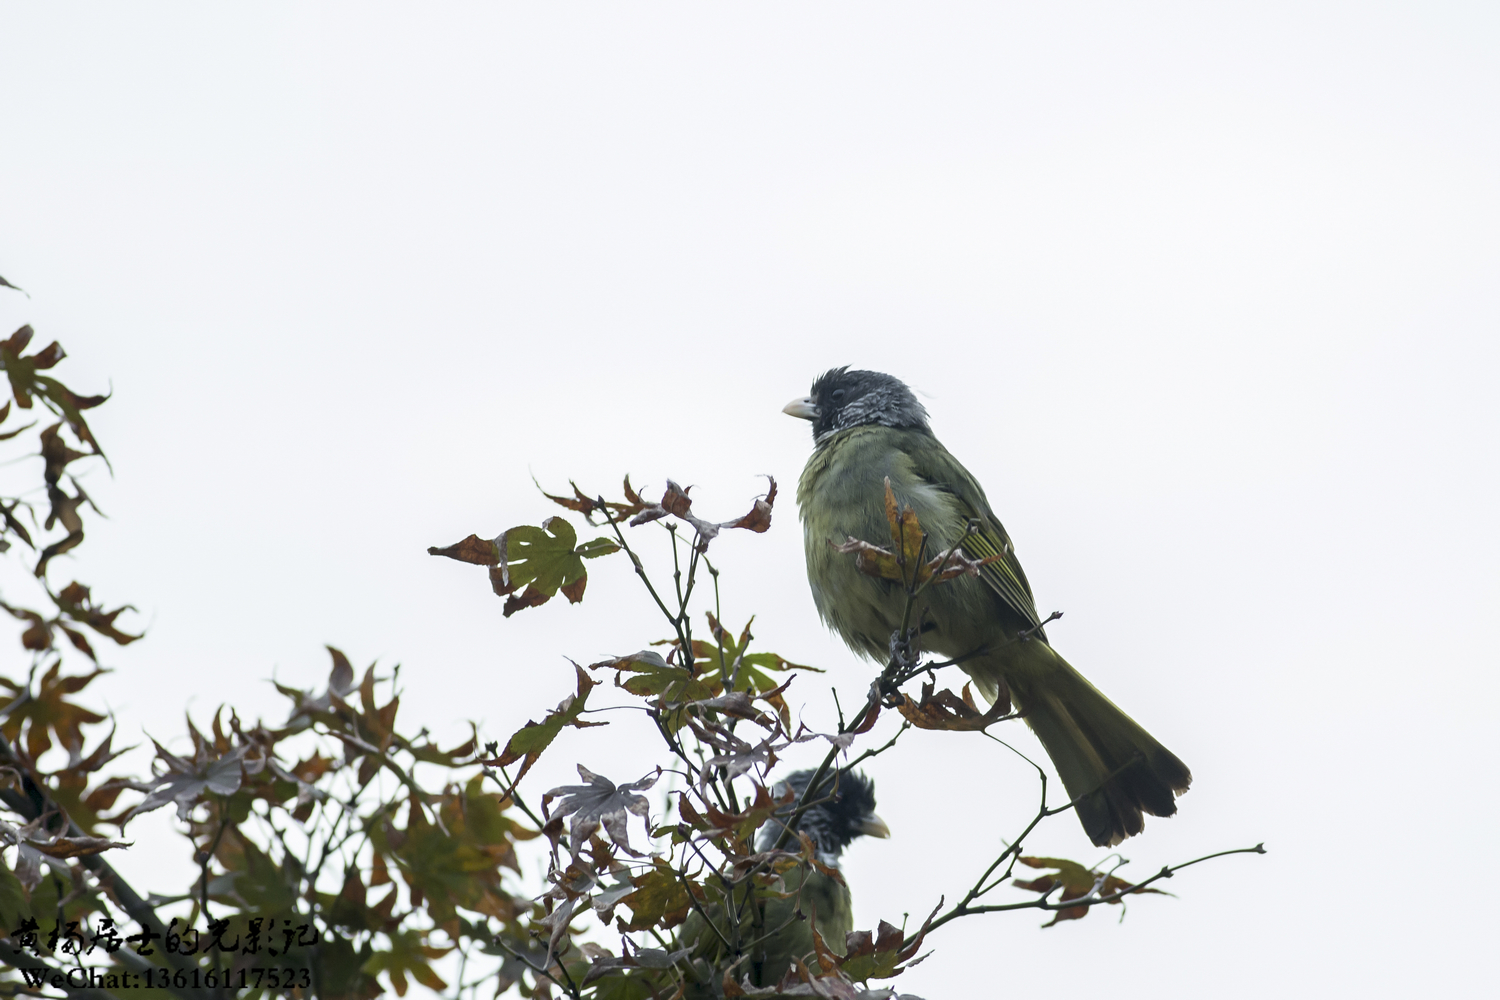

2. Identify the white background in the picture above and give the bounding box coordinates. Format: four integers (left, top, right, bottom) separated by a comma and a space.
2, 3, 1496, 996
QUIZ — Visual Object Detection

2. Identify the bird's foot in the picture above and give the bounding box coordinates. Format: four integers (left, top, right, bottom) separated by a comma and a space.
888, 626, 921, 667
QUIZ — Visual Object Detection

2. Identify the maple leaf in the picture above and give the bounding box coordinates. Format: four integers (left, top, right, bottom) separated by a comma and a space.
625, 477, 778, 551
832, 479, 1000, 591
618, 858, 698, 932
116, 739, 248, 826
1013, 856, 1169, 926
484, 664, 604, 791
428, 517, 617, 615
542, 765, 659, 859
0, 661, 108, 759
540, 474, 654, 524
892, 679, 1012, 731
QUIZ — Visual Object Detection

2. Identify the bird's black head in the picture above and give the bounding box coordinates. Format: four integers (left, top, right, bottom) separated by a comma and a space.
783, 368, 930, 443
756, 768, 888, 863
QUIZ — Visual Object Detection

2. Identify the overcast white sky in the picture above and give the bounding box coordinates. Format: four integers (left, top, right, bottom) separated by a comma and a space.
2, 3, 1497, 996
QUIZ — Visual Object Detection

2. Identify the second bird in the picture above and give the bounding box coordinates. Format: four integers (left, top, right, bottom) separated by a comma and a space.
678, 768, 888, 989
785, 368, 1191, 847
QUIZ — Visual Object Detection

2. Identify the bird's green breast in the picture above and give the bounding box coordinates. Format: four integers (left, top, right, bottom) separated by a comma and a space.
759, 866, 853, 984
797, 426, 1002, 664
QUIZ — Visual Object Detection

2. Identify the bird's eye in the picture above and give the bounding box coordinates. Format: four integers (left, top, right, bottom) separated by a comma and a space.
830, 389, 846, 404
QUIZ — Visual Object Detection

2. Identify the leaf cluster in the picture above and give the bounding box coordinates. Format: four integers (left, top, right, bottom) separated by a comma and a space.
423, 472, 1227, 1000
0, 279, 1261, 1000
0, 296, 547, 1000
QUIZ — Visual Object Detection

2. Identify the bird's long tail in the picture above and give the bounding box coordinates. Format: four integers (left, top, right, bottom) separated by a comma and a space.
1004, 647, 1191, 847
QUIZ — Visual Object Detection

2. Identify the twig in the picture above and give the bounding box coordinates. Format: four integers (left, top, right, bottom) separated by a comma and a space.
494, 937, 579, 1000
916, 844, 1267, 942
597, 501, 691, 654
842, 721, 911, 769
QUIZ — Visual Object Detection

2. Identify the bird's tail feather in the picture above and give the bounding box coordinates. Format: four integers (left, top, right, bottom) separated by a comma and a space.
1008, 648, 1191, 847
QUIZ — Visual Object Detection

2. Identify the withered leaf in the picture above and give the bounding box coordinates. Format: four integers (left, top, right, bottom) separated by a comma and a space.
849, 686, 883, 736
628, 505, 669, 527
830, 537, 903, 582
1, 499, 32, 548
681, 782, 789, 844
0, 421, 35, 443
426, 534, 500, 565
1014, 856, 1167, 927
832, 477, 999, 589
686, 691, 768, 724
542, 475, 653, 524
590, 874, 638, 920
59, 624, 94, 658
627, 478, 781, 552
724, 476, 777, 533
535, 895, 577, 967
64, 726, 131, 779
579, 943, 691, 986
1, 325, 33, 355
883, 477, 925, 570
497, 583, 548, 616
824, 921, 906, 982
0, 274, 27, 296
53, 580, 141, 648
7, 837, 48, 892
618, 475, 652, 518
1, 327, 38, 409
118, 741, 249, 826
809, 899, 941, 984
31, 342, 65, 370
2, 332, 109, 452
699, 728, 780, 781
922, 546, 1001, 583
542, 765, 659, 859
327, 645, 357, 698
618, 859, 696, 932
38, 377, 109, 455
279, 645, 360, 726
0, 400, 33, 443
892, 679, 1011, 731
8, 603, 52, 651
660, 481, 693, 518
540, 481, 602, 516
30, 834, 132, 859
0, 660, 107, 759
35, 522, 84, 577
560, 573, 587, 604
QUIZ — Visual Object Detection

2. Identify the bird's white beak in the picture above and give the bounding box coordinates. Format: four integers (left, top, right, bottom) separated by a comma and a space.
783, 396, 819, 421
858, 814, 891, 840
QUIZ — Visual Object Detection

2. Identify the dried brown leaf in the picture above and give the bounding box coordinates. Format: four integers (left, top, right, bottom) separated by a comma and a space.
892, 679, 1011, 731
427, 534, 500, 565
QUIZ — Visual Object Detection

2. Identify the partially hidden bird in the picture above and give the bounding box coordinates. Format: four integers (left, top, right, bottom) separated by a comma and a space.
678, 768, 888, 990
785, 368, 1190, 847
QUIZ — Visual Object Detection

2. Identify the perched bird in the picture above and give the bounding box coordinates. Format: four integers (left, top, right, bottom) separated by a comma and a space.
679, 768, 888, 989
785, 368, 1191, 847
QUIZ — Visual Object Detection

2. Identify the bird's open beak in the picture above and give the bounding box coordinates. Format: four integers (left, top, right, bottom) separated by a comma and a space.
858, 814, 892, 840
783, 396, 819, 421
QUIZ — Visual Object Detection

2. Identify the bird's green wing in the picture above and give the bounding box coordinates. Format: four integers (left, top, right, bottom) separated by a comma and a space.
897, 433, 1044, 634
